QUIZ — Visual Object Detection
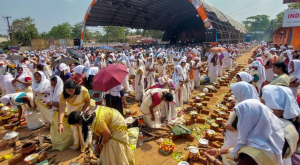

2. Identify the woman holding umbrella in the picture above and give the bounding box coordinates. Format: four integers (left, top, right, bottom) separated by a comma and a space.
58, 79, 95, 152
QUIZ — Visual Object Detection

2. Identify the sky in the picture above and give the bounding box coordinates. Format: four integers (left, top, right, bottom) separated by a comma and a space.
0, 0, 288, 35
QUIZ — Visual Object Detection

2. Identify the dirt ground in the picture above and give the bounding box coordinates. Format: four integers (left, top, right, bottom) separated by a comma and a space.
0, 48, 254, 165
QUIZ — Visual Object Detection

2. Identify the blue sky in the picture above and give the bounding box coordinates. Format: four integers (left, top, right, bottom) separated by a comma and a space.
0, 0, 288, 35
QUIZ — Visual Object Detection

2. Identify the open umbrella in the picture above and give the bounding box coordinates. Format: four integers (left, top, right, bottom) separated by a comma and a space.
93, 64, 128, 92
98, 45, 115, 52
50, 57, 77, 68
114, 47, 123, 52
67, 48, 84, 59
209, 47, 227, 53
6, 55, 24, 60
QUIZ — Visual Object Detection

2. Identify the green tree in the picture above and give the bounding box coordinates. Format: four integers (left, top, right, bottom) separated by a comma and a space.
93, 31, 102, 42
0, 34, 8, 38
103, 26, 126, 42
40, 32, 49, 39
72, 22, 82, 39
134, 29, 142, 35
11, 17, 39, 46
288, 2, 300, 9
48, 22, 72, 39
242, 15, 270, 32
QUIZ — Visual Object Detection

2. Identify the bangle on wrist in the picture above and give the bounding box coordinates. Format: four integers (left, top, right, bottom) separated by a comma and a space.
218, 148, 221, 155
58, 123, 63, 125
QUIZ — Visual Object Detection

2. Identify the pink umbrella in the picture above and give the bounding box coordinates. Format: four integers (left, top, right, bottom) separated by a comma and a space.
93, 64, 128, 92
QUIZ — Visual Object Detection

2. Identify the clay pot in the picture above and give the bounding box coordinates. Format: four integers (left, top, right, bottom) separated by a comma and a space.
21, 142, 36, 155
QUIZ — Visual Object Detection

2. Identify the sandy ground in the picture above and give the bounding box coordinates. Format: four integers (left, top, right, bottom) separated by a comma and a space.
0, 48, 254, 165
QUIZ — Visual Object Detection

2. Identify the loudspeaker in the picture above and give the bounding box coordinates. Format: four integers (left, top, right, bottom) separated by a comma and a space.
73, 39, 80, 46
205, 29, 217, 42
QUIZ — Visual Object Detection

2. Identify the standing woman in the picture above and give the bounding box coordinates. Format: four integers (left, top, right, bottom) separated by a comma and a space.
84, 67, 103, 105
156, 58, 165, 78
193, 57, 201, 89
250, 61, 266, 95
12, 66, 32, 93
69, 65, 86, 86
270, 62, 290, 87
47, 76, 74, 151
32, 71, 52, 124
58, 79, 95, 152
172, 65, 186, 107
263, 51, 274, 82
289, 60, 300, 98
145, 57, 156, 89
135, 59, 145, 101
129, 56, 135, 76
208, 53, 218, 83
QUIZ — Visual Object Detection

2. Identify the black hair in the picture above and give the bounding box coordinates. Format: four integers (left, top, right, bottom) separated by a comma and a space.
16, 66, 23, 71
236, 74, 241, 79
84, 75, 94, 90
33, 72, 41, 77
273, 62, 289, 75
68, 110, 95, 141
63, 79, 81, 99
50, 76, 57, 83
163, 92, 173, 102
36, 64, 44, 71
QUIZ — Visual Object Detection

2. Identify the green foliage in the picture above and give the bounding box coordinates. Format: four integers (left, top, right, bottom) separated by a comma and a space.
48, 22, 72, 39
288, 2, 300, 9
242, 15, 270, 31
103, 26, 126, 42
11, 17, 39, 46
0, 41, 12, 49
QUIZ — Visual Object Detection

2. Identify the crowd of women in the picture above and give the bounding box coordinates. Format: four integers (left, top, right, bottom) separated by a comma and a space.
0, 41, 299, 165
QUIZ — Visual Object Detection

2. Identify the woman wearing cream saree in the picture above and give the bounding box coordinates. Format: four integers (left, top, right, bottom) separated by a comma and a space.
47, 76, 73, 151
58, 79, 95, 152
68, 106, 134, 165
32, 71, 52, 124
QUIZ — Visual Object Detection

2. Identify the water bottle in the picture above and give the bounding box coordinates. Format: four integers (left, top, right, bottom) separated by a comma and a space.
138, 132, 143, 146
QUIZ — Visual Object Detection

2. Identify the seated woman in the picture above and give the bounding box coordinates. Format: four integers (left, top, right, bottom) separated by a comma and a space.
12, 66, 32, 93
205, 99, 284, 165
262, 85, 300, 165
47, 76, 74, 151
0, 92, 44, 130
250, 61, 266, 95
68, 106, 134, 165
289, 60, 300, 98
140, 88, 174, 128
69, 65, 86, 85
58, 79, 95, 152
270, 62, 290, 87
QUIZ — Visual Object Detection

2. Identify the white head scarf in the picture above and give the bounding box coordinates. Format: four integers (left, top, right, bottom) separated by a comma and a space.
49, 75, 63, 102
0, 94, 13, 105
283, 50, 293, 71
230, 81, 259, 103
59, 63, 70, 72
86, 67, 99, 79
73, 65, 86, 75
262, 85, 300, 119
232, 99, 284, 165
32, 71, 51, 93
250, 60, 266, 85
291, 60, 300, 80
237, 71, 254, 83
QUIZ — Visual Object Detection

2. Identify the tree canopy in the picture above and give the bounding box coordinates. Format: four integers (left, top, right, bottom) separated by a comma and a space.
11, 17, 39, 46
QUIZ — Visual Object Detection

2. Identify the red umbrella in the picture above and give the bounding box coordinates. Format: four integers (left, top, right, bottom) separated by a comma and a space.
93, 64, 128, 92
